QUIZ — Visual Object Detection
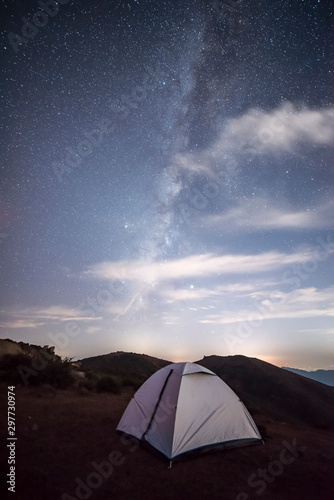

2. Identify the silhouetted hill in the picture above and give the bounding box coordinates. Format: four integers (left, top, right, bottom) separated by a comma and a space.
81, 351, 334, 432
2, 340, 333, 433
80, 351, 170, 379
197, 355, 334, 432
282, 367, 334, 386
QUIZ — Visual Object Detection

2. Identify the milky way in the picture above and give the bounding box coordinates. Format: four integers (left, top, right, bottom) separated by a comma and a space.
0, 0, 333, 368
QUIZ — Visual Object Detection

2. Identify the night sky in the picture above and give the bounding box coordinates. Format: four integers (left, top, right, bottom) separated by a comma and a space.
1, 0, 333, 368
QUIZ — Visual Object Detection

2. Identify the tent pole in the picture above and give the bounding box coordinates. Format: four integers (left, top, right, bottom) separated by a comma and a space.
142, 368, 174, 440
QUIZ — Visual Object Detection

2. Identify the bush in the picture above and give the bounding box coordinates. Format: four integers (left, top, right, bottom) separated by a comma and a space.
0, 353, 33, 384
41, 357, 74, 389
96, 375, 121, 394
0, 352, 74, 388
121, 375, 146, 391
78, 379, 96, 392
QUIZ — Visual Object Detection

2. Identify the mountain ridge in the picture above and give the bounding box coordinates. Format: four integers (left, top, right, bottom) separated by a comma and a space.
1, 339, 333, 432
195, 354, 334, 431
282, 366, 334, 386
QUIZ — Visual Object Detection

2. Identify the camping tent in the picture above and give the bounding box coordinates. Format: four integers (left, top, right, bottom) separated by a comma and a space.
117, 362, 262, 461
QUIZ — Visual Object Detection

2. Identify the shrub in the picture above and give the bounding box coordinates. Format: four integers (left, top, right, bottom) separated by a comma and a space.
96, 375, 121, 394
0, 353, 74, 388
41, 357, 74, 389
78, 379, 96, 392
121, 375, 146, 391
0, 353, 32, 384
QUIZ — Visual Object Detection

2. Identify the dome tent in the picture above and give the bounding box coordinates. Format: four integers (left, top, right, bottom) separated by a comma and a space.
117, 362, 262, 461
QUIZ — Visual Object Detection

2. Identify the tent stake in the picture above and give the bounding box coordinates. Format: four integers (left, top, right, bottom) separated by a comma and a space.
168, 461, 173, 469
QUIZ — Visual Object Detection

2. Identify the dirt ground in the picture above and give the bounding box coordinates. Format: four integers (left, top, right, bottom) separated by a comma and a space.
1, 386, 333, 500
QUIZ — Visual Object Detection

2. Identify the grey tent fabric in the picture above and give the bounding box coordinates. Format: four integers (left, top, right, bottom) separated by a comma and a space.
117, 362, 261, 460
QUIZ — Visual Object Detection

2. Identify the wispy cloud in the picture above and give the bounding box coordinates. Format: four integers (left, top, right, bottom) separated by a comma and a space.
162, 314, 182, 325
223, 102, 334, 153
199, 286, 334, 325
160, 283, 256, 303
3, 319, 46, 329
85, 326, 102, 335
3, 306, 102, 329
86, 250, 311, 284
173, 103, 334, 178
203, 198, 333, 232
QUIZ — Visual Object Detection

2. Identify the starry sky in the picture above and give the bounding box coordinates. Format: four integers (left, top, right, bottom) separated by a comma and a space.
0, 0, 333, 369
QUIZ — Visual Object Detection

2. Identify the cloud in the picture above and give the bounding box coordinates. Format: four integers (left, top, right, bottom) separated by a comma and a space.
3, 320, 46, 329
222, 102, 334, 153
199, 286, 334, 325
203, 198, 333, 231
3, 305, 102, 328
86, 250, 311, 284
162, 314, 181, 325
172, 103, 334, 179
85, 326, 102, 335
160, 283, 256, 303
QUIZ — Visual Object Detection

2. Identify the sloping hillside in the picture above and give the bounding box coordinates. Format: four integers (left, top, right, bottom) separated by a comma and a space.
197, 355, 334, 431
81, 351, 334, 432
80, 351, 170, 379
2, 340, 333, 433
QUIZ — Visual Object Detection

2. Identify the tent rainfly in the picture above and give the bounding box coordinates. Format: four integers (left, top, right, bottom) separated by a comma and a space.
117, 362, 262, 461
